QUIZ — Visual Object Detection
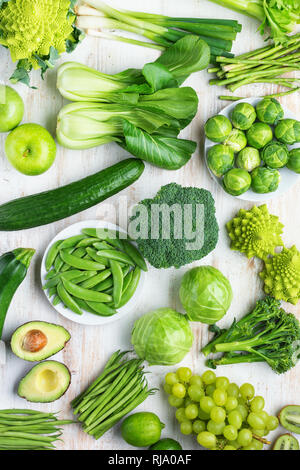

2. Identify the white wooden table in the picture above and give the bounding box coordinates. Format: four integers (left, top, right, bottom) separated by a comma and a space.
0, 0, 299, 450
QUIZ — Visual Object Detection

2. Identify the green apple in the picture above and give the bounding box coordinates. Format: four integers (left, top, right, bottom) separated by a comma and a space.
5, 123, 57, 176
0, 85, 24, 132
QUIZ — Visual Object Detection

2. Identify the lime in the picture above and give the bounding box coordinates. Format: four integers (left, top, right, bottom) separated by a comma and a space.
121, 412, 164, 447
149, 438, 182, 450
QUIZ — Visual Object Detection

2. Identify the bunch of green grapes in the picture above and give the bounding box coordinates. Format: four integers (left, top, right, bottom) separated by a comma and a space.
164, 368, 279, 450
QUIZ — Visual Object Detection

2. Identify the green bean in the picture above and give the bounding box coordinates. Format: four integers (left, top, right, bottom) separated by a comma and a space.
93, 277, 113, 292
60, 249, 105, 271
122, 240, 148, 271
86, 247, 109, 266
80, 269, 111, 289
109, 260, 123, 307
57, 282, 83, 315
96, 249, 135, 266
118, 267, 141, 308
45, 240, 62, 271
86, 300, 116, 316
58, 235, 86, 249
62, 278, 112, 303
76, 237, 100, 247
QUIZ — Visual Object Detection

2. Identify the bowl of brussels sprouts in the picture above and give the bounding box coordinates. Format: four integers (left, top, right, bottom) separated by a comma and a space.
204, 97, 300, 201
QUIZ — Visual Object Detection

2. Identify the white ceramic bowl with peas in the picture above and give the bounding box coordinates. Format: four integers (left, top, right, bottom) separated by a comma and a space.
204, 97, 300, 201
41, 220, 146, 326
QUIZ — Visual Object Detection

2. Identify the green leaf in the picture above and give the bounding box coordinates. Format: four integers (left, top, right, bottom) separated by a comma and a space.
0, 0, 10, 7
156, 35, 210, 83
9, 60, 36, 88
66, 26, 85, 53
34, 47, 60, 79
121, 121, 196, 170
142, 62, 177, 92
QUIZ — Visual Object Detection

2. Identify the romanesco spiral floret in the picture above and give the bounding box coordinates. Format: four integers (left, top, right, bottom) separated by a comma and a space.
260, 246, 300, 305
226, 204, 284, 260
0, 0, 76, 73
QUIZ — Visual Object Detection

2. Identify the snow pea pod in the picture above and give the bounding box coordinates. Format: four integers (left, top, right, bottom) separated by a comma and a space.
122, 240, 148, 272
61, 270, 97, 284
57, 282, 83, 315
72, 247, 87, 258
52, 295, 61, 306
82, 228, 124, 250
96, 250, 135, 266
92, 241, 112, 250
43, 270, 93, 289
118, 267, 141, 308
76, 237, 100, 248
62, 278, 112, 303
86, 247, 109, 266
122, 271, 133, 295
45, 240, 62, 272
54, 254, 64, 272
85, 300, 116, 317
94, 277, 113, 292
58, 235, 86, 249
109, 260, 123, 307
60, 249, 105, 271
45, 269, 57, 280
48, 287, 57, 298
80, 270, 111, 289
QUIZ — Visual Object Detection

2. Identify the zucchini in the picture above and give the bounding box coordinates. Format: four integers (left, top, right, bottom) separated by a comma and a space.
0, 248, 35, 338
0, 159, 144, 231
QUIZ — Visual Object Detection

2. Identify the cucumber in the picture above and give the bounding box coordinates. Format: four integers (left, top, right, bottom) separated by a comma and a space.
0, 248, 35, 338
0, 159, 144, 231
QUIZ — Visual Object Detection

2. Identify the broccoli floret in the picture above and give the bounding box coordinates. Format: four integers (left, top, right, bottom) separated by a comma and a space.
202, 296, 300, 374
130, 183, 219, 269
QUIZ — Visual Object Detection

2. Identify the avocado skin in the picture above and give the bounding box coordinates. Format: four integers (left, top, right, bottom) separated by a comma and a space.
11, 321, 71, 362
18, 360, 71, 403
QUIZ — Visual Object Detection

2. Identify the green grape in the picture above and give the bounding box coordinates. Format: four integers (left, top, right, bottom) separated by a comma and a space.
223, 424, 238, 441
168, 395, 184, 408
215, 376, 229, 390
205, 384, 216, 397
250, 396, 265, 412
185, 404, 199, 420
164, 383, 172, 394
207, 420, 225, 435
238, 397, 248, 406
188, 385, 204, 401
228, 410, 242, 429
202, 370, 216, 385
227, 383, 239, 398
210, 406, 226, 424
200, 396, 215, 414
237, 428, 252, 447
247, 412, 265, 430
242, 444, 256, 450
213, 389, 227, 406
251, 439, 263, 450
197, 431, 217, 449
251, 428, 265, 437
177, 367, 192, 383
198, 408, 210, 420
193, 419, 206, 434
239, 383, 255, 400
190, 375, 203, 387
165, 372, 178, 385
175, 407, 186, 422
225, 396, 238, 412
257, 410, 268, 423
184, 397, 194, 407
228, 440, 240, 449
236, 404, 248, 421
172, 383, 186, 398
266, 415, 279, 431
180, 420, 193, 435
223, 445, 236, 450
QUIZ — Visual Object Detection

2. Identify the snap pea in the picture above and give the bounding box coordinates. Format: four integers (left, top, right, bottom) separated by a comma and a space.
82, 228, 125, 250
58, 235, 86, 249
45, 269, 57, 280
122, 265, 131, 277
118, 267, 141, 308
43, 270, 89, 289
76, 237, 100, 248
96, 250, 135, 266
85, 301, 116, 317
62, 278, 113, 303
48, 287, 57, 298
71, 247, 87, 258
109, 260, 123, 307
80, 270, 111, 289
122, 240, 148, 272
54, 255, 64, 272
45, 240, 62, 272
94, 278, 113, 292
122, 271, 133, 295
86, 247, 109, 266
52, 295, 61, 306
57, 282, 83, 315
60, 250, 105, 271
92, 241, 112, 251
61, 271, 97, 284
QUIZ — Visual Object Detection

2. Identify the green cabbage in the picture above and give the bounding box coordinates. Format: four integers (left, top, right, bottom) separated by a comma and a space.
131, 308, 193, 365
179, 266, 232, 324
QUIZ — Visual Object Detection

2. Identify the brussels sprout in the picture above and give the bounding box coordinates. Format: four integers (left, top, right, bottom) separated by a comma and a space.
231, 102, 256, 130
246, 122, 273, 149
256, 98, 284, 125
223, 168, 251, 196
251, 167, 281, 193
236, 147, 261, 172
205, 115, 232, 142
207, 144, 234, 177
287, 148, 300, 174
261, 140, 289, 168
224, 128, 247, 153
275, 119, 300, 145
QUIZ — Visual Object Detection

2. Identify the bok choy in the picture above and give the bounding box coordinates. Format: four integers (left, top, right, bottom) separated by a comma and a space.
56, 35, 207, 170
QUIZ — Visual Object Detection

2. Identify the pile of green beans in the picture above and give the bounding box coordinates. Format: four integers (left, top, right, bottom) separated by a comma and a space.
0, 409, 74, 450
43, 228, 147, 317
72, 350, 155, 439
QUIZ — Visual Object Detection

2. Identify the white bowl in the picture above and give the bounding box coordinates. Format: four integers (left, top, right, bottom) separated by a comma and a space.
41, 220, 146, 326
204, 97, 300, 201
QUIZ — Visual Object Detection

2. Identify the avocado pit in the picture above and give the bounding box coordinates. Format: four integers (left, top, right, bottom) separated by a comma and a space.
22, 329, 48, 353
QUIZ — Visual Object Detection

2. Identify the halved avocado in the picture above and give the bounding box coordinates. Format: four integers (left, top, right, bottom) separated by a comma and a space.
18, 360, 71, 403
11, 321, 70, 361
